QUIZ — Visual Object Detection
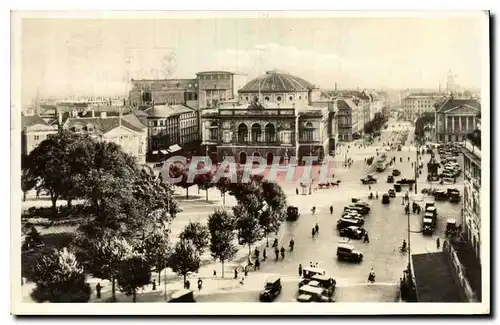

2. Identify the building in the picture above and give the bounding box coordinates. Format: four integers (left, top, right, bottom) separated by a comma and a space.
128, 71, 248, 110
21, 114, 58, 156
434, 97, 481, 142
143, 104, 200, 160
462, 125, 481, 259
200, 70, 337, 164
62, 111, 148, 165
336, 98, 358, 142
402, 93, 444, 121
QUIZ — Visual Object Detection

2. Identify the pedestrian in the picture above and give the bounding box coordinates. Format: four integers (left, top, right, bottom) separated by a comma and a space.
262, 248, 267, 261
213, 269, 217, 277
369, 185, 371, 191
315, 262, 319, 268
296, 188, 299, 195
234, 268, 238, 280
96, 282, 102, 299
197, 278, 203, 291
274, 247, 279, 260
330, 205, 333, 215
312, 227, 316, 238
185, 280, 191, 289
436, 237, 441, 250
254, 248, 260, 260
298, 264, 303, 277
315, 223, 319, 234
244, 266, 249, 277
363, 233, 370, 243
254, 259, 260, 270
152, 279, 156, 290
408, 157, 410, 162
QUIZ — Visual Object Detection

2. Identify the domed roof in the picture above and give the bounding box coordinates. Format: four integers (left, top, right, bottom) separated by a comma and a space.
238, 70, 314, 93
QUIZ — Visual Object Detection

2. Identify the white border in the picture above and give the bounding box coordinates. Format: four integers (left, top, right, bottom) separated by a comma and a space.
9, 9, 491, 316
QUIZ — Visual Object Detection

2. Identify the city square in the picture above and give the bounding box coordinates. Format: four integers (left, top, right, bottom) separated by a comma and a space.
15, 12, 485, 312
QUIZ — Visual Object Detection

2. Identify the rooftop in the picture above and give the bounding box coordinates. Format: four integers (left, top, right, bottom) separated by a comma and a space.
411, 252, 464, 302
63, 116, 144, 134
238, 70, 314, 93
144, 104, 195, 118
21, 114, 50, 129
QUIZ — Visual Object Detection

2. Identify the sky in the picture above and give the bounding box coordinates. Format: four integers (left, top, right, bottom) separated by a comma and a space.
19, 13, 487, 104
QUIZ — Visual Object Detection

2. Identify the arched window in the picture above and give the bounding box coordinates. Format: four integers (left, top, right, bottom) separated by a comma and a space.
264, 123, 276, 143
209, 121, 218, 141
277, 96, 282, 102
265, 96, 270, 101
289, 96, 293, 101
251, 123, 262, 143
238, 123, 248, 143
302, 122, 314, 142
245, 96, 249, 101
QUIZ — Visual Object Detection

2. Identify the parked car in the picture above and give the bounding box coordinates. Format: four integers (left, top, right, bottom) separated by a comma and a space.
339, 226, 366, 239
382, 193, 391, 204
427, 174, 440, 182
297, 285, 332, 303
360, 175, 377, 184
388, 189, 396, 198
434, 190, 448, 201
337, 218, 364, 230
336, 243, 363, 263
398, 178, 416, 185
259, 276, 282, 302
387, 175, 394, 183
286, 206, 299, 221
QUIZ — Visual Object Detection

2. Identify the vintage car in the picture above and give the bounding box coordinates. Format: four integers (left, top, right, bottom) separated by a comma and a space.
382, 193, 391, 204
342, 211, 363, 220
336, 243, 363, 263
339, 226, 366, 239
434, 190, 449, 201
301, 267, 326, 280
168, 289, 196, 303
344, 204, 369, 215
427, 174, 440, 182
309, 274, 337, 293
259, 276, 282, 302
388, 189, 396, 198
360, 175, 377, 184
387, 175, 395, 183
394, 183, 402, 192
353, 201, 371, 213
286, 206, 300, 221
397, 178, 416, 185
337, 218, 364, 230
297, 285, 333, 303
425, 202, 436, 210
425, 206, 437, 218
445, 218, 458, 236
392, 169, 401, 176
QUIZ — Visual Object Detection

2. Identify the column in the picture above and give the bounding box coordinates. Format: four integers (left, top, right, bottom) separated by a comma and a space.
451, 116, 455, 134
445, 115, 448, 135
459, 116, 462, 133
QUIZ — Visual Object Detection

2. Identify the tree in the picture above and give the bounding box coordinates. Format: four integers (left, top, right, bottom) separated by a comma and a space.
75, 232, 135, 301
31, 247, 92, 303
208, 209, 237, 278
168, 162, 194, 199
215, 176, 231, 205
260, 181, 287, 245
233, 200, 263, 256
179, 221, 210, 254
117, 253, 151, 302
168, 239, 201, 285
25, 130, 91, 214
143, 228, 171, 284
21, 169, 36, 202
195, 171, 214, 202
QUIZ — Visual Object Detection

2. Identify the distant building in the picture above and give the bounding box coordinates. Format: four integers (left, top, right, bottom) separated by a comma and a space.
336, 98, 358, 142
434, 97, 481, 142
402, 93, 444, 121
21, 114, 58, 156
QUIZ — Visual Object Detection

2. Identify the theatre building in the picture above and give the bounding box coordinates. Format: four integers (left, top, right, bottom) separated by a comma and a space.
201, 70, 338, 164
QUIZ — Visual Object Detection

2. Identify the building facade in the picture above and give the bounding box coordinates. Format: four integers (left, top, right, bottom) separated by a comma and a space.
336, 98, 357, 142
462, 127, 481, 260
21, 114, 58, 156
434, 98, 481, 142
402, 93, 444, 121
62, 112, 148, 164
201, 70, 337, 164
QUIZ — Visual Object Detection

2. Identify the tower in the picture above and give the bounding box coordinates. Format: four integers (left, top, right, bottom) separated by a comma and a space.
446, 69, 457, 95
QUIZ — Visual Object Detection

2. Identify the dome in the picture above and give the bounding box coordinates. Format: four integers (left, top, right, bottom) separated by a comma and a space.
238, 70, 314, 93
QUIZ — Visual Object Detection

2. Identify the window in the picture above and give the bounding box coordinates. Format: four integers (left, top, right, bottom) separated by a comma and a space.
277, 96, 282, 102
34, 135, 40, 141
245, 96, 249, 101
289, 96, 293, 101
265, 96, 270, 101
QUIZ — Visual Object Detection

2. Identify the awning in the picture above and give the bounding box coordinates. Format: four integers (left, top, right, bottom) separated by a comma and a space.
169, 144, 182, 153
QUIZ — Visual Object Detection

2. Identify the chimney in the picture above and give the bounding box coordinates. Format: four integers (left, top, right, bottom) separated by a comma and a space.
100, 112, 107, 118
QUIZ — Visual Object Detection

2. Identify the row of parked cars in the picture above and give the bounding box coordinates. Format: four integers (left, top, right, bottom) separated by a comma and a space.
335, 199, 371, 263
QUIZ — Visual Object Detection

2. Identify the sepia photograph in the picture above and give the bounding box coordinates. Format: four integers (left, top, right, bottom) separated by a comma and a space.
10, 10, 490, 315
